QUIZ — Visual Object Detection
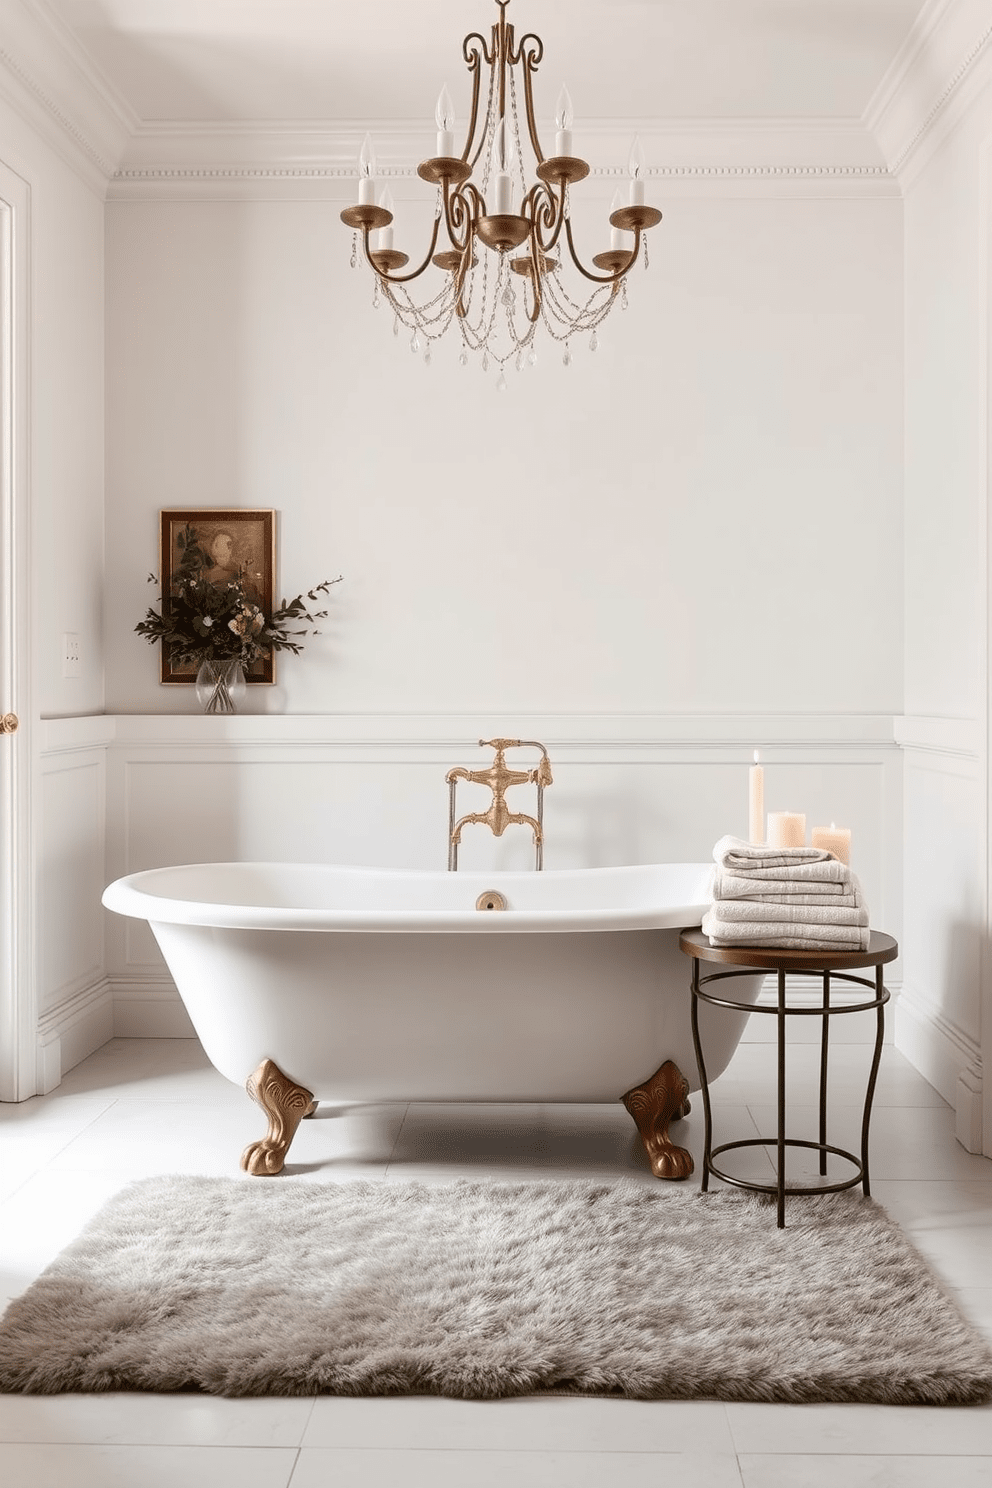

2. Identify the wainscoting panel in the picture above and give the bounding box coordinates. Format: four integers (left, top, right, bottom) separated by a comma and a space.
897, 726, 985, 1142
37, 721, 114, 1087
100, 714, 903, 1045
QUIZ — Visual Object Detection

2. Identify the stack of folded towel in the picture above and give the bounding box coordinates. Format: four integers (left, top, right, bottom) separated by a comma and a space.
701, 834, 870, 952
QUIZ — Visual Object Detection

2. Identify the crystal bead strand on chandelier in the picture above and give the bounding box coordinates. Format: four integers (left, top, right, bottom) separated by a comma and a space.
339, 0, 663, 379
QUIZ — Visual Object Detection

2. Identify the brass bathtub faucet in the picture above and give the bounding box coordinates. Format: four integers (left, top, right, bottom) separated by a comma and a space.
446, 738, 553, 871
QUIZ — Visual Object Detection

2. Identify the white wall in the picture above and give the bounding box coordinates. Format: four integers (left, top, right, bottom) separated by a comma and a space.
0, 90, 109, 1092
104, 186, 904, 719
94, 178, 907, 1043
0, 96, 105, 718
899, 76, 992, 1147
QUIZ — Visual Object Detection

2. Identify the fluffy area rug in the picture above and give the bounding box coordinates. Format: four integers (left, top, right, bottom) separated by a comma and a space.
1, 1177, 991, 1405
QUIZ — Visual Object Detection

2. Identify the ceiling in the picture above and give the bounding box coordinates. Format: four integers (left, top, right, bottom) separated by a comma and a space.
43, 0, 931, 128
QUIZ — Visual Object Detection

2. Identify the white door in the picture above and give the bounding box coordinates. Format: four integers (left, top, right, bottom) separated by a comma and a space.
0, 161, 35, 1102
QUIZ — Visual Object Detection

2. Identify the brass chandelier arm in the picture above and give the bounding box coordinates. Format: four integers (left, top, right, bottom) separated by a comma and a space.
443, 179, 482, 251
513, 33, 547, 163
362, 216, 444, 284
494, 5, 511, 120
523, 182, 564, 254
454, 238, 475, 308
461, 34, 487, 164
563, 216, 642, 285
525, 242, 543, 322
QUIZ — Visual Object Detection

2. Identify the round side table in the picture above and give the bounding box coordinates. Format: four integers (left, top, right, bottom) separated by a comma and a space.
679, 928, 897, 1228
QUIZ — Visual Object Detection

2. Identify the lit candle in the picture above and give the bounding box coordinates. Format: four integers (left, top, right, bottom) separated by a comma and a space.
749, 750, 764, 845
377, 186, 394, 252
767, 812, 806, 849
555, 85, 574, 157
435, 86, 456, 158
628, 135, 645, 206
358, 132, 376, 205
811, 822, 851, 866
492, 117, 514, 214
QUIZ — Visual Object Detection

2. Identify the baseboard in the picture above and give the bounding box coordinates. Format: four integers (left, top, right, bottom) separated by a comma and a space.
740, 975, 898, 1046
896, 984, 983, 1149
110, 975, 197, 1038
36, 977, 115, 1093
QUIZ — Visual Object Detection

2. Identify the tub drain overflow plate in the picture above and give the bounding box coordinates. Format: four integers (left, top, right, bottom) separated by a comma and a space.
476, 890, 508, 912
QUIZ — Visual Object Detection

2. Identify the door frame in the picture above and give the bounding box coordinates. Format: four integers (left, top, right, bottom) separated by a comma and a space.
0, 159, 36, 1102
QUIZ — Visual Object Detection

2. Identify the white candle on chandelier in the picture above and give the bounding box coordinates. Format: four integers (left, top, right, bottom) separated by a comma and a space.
610, 188, 625, 251
628, 135, 645, 206
492, 117, 514, 214
358, 132, 376, 205
377, 186, 394, 251
435, 85, 456, 158
555, 85, 574, 156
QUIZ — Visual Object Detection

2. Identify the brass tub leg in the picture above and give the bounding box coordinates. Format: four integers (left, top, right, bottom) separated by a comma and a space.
621, 1060, 695, 1180
241, 1058, 317, 1176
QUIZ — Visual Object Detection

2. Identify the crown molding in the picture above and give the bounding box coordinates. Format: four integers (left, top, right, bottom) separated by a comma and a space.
866, 0, 992, 186
0, 0, 134, 190
108, 118, 895, 201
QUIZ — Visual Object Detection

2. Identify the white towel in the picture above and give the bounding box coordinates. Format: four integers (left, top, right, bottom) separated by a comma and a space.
701, 909, 869, 952
712, 835, 849, 886
713, 898, 868, 928
713, 834, 844, 877
713, 870, 857, 904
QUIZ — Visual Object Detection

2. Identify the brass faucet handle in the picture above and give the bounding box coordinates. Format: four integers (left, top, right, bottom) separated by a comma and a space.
479, 737, 522, 750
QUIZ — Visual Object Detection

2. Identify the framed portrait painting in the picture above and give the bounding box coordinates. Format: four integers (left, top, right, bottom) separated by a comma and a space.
159, 509, 276, 684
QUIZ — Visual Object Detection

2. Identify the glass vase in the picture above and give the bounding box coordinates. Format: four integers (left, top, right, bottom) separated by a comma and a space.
195, 659, 246, 715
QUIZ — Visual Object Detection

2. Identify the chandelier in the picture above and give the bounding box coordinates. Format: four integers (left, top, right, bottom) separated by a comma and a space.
340, 0, 662, 385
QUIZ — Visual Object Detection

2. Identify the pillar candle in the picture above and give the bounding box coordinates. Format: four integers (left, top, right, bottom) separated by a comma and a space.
748, 751, 764, 845
767, 812, 805, 849
811, 823, 851, 865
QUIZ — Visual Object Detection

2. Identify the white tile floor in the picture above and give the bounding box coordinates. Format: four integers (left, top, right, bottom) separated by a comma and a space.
1, 1036, 990, 1487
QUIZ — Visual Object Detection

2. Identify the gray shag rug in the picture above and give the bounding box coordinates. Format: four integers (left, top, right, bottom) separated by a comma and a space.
1, 1176, 991, 1405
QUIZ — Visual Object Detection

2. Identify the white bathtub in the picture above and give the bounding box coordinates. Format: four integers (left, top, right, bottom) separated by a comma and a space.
102, 860, 760, 1105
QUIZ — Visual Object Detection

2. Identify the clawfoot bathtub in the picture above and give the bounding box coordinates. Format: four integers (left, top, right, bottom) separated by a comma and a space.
102, 862, 762, 1178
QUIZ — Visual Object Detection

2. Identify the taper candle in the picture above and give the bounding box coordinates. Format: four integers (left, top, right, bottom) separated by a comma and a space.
748, 750, 764, 845
767, 811, 805, 849
811, 822, 851, 865
435, 86, 456, 158
357, 132, 376, 205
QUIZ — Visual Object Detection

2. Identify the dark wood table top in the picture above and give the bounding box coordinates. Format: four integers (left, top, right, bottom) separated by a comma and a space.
678, 927, 898, 973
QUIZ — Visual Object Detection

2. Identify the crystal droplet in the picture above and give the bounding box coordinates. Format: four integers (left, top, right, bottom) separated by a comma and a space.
501, 284, 515, 308
589, 331, 599, 352
372, 281, 380, 308
393, 314, 400, 337
496, 370, 507, 392
562, 343, 572, 366
424, 347, 432, 366
458, 349, 469, 368
527, 347, 537, 367
411, 332, 421, 353
482, 352, 489, 372
621, 282, 629, 311
515, 351, 524, 372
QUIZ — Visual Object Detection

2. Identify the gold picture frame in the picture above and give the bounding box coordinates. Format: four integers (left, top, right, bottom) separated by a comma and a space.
159, 509, 276, 684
